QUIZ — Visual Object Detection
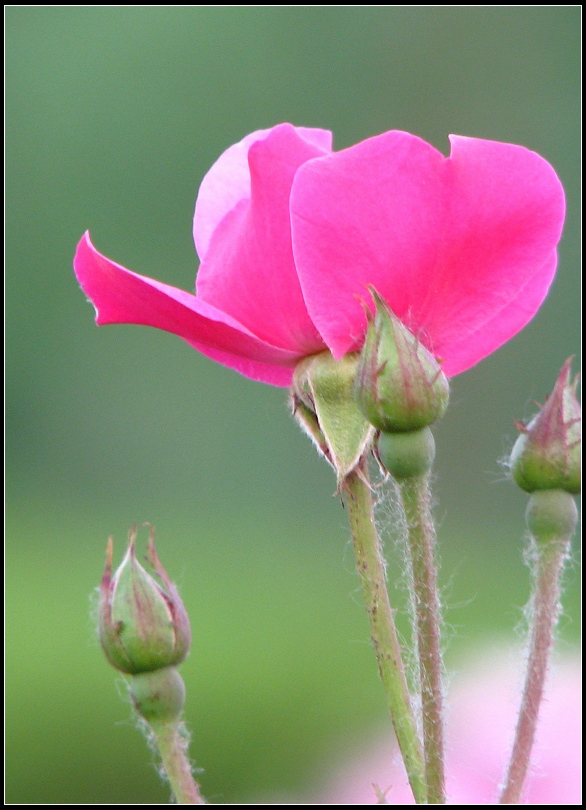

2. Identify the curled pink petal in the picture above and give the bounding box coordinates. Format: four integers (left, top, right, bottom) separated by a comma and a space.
194, 125, 332, 260
181, 338, 295, 386
291, 131, 565, 373
195, 123, 331, 354
194, 128, 273, 260
74, 232, 300, 385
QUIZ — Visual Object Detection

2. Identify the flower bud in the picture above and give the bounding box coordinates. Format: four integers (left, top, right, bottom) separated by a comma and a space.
510, 359, 581, 494
98, 525, 191, 674
354, 288, 449, 432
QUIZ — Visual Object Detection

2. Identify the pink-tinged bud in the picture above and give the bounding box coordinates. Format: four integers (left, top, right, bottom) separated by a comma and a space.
98, 525, 191, 675
510, 359, 581, 494
354, 288, 449, 433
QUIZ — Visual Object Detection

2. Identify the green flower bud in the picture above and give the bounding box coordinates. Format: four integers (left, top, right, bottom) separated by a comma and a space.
98, 525, 191, 674
510, 359, 581, 494
354, 288, 449, 432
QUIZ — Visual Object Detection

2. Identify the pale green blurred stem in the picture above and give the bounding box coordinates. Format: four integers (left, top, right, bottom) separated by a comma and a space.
345, 460, 426, 804
397, 475, 445, 805
499, 536, 571, 805
150, 720, 206, 805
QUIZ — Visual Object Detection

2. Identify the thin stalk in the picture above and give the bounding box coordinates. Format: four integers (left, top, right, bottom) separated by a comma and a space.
151, 720, 206, 805
345, 460, 426, 804
397, 474, 445, 805
499, 536, 571, 804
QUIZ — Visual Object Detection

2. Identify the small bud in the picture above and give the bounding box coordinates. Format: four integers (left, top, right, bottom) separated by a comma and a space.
510, 359, 581, 494
98, 525, 191, 674
354, 288, 449, 432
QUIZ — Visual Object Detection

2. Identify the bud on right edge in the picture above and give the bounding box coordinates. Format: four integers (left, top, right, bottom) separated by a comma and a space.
510, 359, 581, 495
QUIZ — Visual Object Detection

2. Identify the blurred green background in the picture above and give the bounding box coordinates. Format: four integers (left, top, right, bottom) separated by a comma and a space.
6, 7, 580, 804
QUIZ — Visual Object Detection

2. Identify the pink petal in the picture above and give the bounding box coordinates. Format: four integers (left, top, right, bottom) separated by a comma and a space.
194, 128, 272, 260
194, 125, 333, 260
74, 232, 300, 386
195, 123, 331, 354
425, 135, 565, 374
291, 131, 448, 356
291, 131, 565, 374
438, 250, 557, 376
181, 338, 295, 386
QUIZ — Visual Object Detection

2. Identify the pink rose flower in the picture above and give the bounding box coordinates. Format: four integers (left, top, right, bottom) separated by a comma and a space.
74, 123, 565, 386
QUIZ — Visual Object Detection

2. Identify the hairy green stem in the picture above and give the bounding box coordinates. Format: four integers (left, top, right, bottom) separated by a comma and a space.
397, 474, 445, 805
499, 536, 571, 804
130, 668, 206, 805
151, 720, 206, 805
345, 460, 426, 804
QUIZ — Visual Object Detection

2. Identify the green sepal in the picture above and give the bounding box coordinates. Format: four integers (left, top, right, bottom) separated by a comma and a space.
289, 396, 332, 464
292, 352, 374, 485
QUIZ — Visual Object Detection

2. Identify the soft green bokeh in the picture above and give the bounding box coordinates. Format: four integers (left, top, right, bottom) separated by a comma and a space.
7, 7, 580, 804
